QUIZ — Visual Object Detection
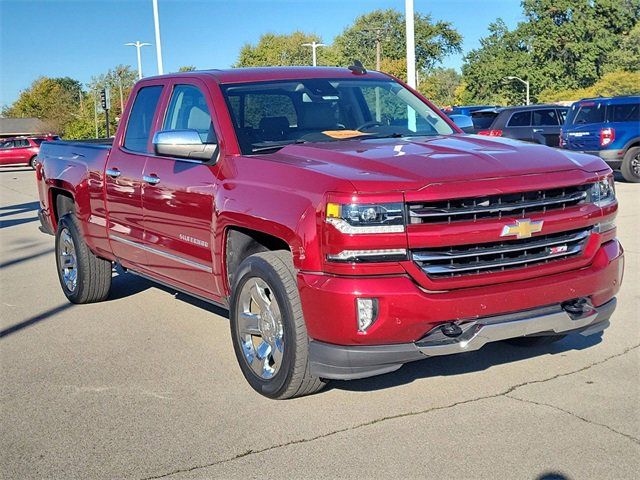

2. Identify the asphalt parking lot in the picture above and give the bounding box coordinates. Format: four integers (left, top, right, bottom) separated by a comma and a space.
1, 167, 638, 479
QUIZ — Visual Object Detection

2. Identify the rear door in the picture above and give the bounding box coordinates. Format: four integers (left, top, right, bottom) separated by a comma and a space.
563, 101, 606, 151
606, 101, 640, 148
502, 110, 533, 142
105, 83, 164, 267
531, 108, 562, 147
140, 80, 222, 297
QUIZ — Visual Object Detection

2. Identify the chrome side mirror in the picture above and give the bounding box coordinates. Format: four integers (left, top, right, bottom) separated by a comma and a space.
153, 129, 217, 162
449, 114, 475, 133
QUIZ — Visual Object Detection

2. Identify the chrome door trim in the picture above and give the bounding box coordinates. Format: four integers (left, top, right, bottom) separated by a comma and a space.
106, 168, 121, 178
110, 234, 212, 273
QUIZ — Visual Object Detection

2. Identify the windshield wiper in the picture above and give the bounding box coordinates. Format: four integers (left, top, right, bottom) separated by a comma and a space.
251, 139, 308, 153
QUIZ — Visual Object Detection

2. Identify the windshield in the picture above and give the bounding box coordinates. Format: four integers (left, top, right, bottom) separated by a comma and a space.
221, 78, 455, 154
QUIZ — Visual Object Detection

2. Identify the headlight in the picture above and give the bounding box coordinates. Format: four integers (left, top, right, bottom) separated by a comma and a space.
326, 202, 405, 234
589, 175, 616, 207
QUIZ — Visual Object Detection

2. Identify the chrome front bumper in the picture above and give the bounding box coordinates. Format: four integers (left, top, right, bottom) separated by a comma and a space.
309, 298, 616, 380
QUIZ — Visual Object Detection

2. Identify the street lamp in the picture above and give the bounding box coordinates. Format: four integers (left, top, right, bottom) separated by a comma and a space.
301, 41, 326, 66
505, 76, 530, 105
125, 41, 152, 79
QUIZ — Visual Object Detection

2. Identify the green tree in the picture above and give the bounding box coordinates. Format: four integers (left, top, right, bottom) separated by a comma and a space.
419, 68, 462, 107
178, 65, 197, 72
462, 1, 640, 104
235, 31, 332, 67
332, 9, 462, 73
539, 70, 640, 102
605, 22, 640, 73
2, 77, 81, 132
462, 20, 533, 105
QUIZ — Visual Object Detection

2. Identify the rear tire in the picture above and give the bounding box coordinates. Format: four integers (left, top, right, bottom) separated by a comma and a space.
55, 213, 112, 304
229, 250, 325, 399
621, 146, 640, 183
505, 334, 566, 347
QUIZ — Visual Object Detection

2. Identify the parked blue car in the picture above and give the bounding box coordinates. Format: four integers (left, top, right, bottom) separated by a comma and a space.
444, 105, 500, 117
560, 96, 640, 182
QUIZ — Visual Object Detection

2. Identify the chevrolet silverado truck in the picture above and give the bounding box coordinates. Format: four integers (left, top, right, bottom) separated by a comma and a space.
36, 67, 623, 399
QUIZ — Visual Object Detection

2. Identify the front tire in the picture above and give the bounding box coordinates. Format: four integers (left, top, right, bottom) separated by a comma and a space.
621, 146, 640, 183
29, 156, 37, 170
55, 213, 112, 304
229, 251, 325, 399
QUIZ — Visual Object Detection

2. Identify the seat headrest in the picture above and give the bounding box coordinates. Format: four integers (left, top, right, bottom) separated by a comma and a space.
300, 103, 338, 130
259, 116, 290, 137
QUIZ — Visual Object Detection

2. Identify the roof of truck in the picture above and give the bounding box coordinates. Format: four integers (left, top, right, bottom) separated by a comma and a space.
146, 66, 392, 84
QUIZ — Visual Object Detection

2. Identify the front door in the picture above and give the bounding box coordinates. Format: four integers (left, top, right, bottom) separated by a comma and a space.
105, 84, 164, 267
141, 82, 222, 297
531, 108, 562, 147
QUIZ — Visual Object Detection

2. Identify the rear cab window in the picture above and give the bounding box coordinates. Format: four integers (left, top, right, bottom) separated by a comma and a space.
123, 85, 164, 153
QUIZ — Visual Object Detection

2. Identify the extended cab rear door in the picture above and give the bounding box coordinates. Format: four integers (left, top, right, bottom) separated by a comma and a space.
140, 78, 223, 299
104, 82, 164, 267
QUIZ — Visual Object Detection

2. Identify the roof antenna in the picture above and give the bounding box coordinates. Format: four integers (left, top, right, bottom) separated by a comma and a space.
348, 60, 367, 75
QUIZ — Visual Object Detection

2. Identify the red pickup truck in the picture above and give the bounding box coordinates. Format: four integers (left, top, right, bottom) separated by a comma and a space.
36, 67, 623, 399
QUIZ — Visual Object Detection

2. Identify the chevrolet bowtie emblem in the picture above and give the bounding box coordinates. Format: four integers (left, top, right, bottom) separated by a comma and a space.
500, 219, 544, 239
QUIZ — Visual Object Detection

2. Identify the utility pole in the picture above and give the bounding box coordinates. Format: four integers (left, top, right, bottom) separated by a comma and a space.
125, 41, 151, 79
117, 73, 124, 113
301, 41, 326, 66
93, 93, 99, 138
152, 0, 164, 75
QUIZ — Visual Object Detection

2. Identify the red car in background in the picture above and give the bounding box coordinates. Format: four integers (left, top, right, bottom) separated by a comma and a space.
0, 136, 59, 169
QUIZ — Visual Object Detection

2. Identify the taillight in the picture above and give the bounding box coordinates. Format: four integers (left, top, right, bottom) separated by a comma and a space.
478, 129, 503, 137
600, 127, 615, 147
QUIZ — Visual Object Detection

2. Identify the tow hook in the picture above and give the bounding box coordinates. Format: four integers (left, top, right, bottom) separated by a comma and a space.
440, 322, 463, 338
562, 298, 589, 316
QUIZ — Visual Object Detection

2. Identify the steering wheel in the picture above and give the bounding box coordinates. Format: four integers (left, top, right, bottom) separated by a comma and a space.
356, 120, 383, 132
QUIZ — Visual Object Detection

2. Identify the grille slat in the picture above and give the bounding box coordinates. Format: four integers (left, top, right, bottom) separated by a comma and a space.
412, 228, 591, 278
409, 186, 589, 224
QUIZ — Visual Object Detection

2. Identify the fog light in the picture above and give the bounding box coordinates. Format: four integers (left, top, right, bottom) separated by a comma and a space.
357, 298, 378, 332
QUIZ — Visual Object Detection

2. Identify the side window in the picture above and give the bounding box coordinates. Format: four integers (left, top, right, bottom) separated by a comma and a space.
557, 108, 568, 124
532, 109, 559, 126
507, 111, 531, 127
163, 84, 216, 143
124, 85, 163, 153
1, 140, 14, 149
609, 103, 640, 122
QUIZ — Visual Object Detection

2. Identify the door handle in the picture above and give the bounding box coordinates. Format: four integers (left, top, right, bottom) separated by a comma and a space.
143, 174, 160, 185
106, 168, 121, 178
533, 128, 544, 133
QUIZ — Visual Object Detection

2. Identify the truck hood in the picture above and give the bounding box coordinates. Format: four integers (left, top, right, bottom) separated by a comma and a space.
264, 134, 606, 192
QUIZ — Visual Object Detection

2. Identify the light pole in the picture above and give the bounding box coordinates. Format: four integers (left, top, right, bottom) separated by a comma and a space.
405, 0, 416, 89
152, 0, 164, 75
125, 41, 151, 79
301, 41, 326, 66
505, 76, 530, 105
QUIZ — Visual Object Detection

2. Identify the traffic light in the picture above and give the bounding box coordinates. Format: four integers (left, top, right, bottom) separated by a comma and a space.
100, 89, 107, 110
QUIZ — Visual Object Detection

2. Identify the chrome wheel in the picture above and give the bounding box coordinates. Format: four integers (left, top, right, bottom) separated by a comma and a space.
631, 152, 640, 177
58, 227, 78, 292
237, 277, 284, 379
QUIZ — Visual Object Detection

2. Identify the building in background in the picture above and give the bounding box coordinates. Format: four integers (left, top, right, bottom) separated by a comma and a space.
0, 118, 57, 139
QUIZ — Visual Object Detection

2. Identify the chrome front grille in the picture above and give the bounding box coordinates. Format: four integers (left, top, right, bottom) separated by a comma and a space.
408, 185, 589, 224
412, 228, 591, 278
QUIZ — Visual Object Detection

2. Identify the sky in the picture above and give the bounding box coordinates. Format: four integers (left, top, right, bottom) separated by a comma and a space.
0, 0, 524, 107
